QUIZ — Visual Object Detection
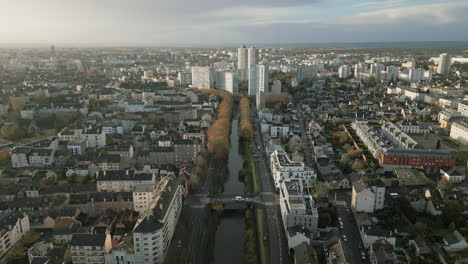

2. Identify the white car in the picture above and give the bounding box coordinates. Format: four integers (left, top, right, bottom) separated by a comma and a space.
235, 196, 243, 201
343, 235, 347, 242
361, 252, 366, 260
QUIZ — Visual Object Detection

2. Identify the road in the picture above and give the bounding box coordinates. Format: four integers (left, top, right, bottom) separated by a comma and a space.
296, 104, 313, 167
336, 206, 369, 264
254, 117, 289, 264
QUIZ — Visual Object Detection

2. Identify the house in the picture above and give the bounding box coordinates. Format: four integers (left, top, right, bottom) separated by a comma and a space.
67, 139, 87, 155
362, 228, 396, 249
425, 189, 445, 216
81, 128, 106, 148
440, 167, 466, 183
96, 154, 122, 171
70, 233, 110, 264
369, 239, 396, 264
443, 230, 468, 252
351, 179, 385, 213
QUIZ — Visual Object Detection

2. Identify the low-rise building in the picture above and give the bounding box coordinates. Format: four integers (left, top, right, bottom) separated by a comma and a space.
96, 170, 157, 192
71, 233, 109, 264
279, 179, 319, 236
450, 119, 468, 145
270, 150, 317, 189
369, 239, 396, 264
440, 168, 466, 183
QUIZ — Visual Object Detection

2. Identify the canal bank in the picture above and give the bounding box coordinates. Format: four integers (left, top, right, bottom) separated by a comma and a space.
212, 117, 246, 264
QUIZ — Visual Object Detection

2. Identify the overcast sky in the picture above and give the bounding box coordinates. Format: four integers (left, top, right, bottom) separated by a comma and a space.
0, 0, 467, 46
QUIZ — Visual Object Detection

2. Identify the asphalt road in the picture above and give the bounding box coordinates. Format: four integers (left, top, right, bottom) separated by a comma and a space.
336, 206, 369, 264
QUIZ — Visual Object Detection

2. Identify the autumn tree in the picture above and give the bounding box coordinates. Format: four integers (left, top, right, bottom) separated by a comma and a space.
238, 97, 253, 140
351, 160, 366, 172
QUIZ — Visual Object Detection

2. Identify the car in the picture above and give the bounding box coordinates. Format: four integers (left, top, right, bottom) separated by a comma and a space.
343, 235, 347, 242
235, 196, 243, 200
338, 217, 342, 222
361, 252, 366, 260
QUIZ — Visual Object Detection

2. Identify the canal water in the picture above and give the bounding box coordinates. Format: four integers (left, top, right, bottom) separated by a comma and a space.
212, 118, 245, 264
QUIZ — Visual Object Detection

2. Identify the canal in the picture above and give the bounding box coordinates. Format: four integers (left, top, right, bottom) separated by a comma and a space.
212, 117, 245, 264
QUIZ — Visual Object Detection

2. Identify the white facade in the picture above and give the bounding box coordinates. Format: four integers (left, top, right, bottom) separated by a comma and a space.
279, 179, 319, 236
351, 180, 385, 213
133, 178, 183, 264
81, 128, 106, 148
133, 184, 156, 213
458, 101, 468, 117
338, 65, 351, 79
450, 120, 468, 145
270, 150, 316, 189
247, 46, 258, 67
437, 53, 451, 75
191, 66, 213, 89
224, 72, 238, 94
248, 64, 269, 96
0, 212, 30, 258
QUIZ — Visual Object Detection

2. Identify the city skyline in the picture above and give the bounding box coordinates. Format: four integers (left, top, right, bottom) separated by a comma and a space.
0, 0, 467, 46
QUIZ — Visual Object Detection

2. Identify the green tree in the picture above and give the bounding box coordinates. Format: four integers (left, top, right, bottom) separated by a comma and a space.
340, 153, 352, 165
437, 179, 452, 191
313, 181, 330, 197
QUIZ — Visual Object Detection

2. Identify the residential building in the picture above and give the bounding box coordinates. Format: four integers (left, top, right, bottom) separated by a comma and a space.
369, 239, 396, 264
237, 45, 249, 80
450, 119, 468, 145
437, 53, 451, 74
70, 233, 108, 264
133, 177, 183, 264
270, 150, 317, 189
174, 139, 202, 165
132, 184, 156, 213
247, 46, 258, 67
271, 80, 282, 94
81, 128, 106, 148
458, 101, 468, 117
351, 179, 385, 213
96, 154, 122, 171
224, 71, 238, 94
191, 66, 213, 89
338, 65, 351, 78
0, 211, 30, 258
279, 179, 319, 235
67, 139, 87, 155
327, 240, 349, 264
440, 168, 466, 183
177, 71, 192, 86
248, 64, 269, 96
96, 170, 157, 192
443, 230, 468, 252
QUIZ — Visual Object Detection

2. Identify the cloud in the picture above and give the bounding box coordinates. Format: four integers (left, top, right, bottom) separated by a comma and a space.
344, 2, 468, 25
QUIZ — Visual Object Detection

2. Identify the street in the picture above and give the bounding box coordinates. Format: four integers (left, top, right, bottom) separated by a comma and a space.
254, 119, 289, 264
336, 206, 369, 264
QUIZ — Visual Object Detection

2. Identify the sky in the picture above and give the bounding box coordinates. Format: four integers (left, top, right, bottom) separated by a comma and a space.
0, 0, 467, 46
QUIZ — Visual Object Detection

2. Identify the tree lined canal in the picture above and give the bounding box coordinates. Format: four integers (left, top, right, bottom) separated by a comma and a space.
212, 117, 246, 264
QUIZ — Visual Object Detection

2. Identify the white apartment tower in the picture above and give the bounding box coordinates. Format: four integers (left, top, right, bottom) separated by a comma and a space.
338, 65, 351, 79
248, 64, 269, 96
237, 45, 249, 81
191, 66, 213, 88
224, 72, 239, 94
437, 53, 451, 75
247, 46, 259, 67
